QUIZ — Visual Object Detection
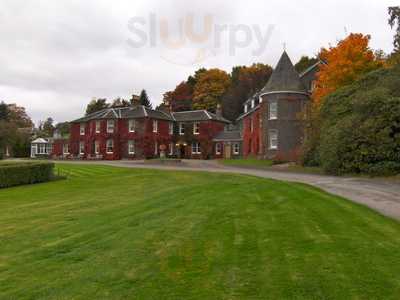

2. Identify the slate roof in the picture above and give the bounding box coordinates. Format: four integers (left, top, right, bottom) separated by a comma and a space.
213, 130, 242, 142
71, 106, 174, 123
236, 105, 260, 121
260, 51, 307, 94
171, 110, 230, 124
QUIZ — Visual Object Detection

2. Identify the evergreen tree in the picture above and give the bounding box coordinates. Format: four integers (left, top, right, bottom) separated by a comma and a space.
139, 89, 152, 108
0, 101, 9, 120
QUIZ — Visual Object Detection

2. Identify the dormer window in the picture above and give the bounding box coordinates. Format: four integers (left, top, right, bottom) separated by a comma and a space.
244, 105, 248, 113
251, 99, 255, 109
80, 123, 85, 135
269, 101, 278, 120
107, 120, 115, 133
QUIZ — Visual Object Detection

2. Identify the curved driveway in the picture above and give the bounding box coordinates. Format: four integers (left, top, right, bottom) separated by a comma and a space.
58, 159, 400, 221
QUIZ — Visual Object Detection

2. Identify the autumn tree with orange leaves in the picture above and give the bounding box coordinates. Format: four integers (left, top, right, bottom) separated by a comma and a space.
312, 33, 384, 105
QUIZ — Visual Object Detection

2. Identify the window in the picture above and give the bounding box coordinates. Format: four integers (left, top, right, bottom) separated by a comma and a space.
128, 140, 135, 154
95, 121, 101, 133
244, 104, 248, 113
192, 142, 201, 154
251, 99, 255, 109
215, 143, 222, 155
154, 141, 158, 155
169, 122, 173, 135
106, 139, 114, 153
63, 143, 69, 154
269, 101, 278, 120
38, 144, 46, 154
94, 140, 100, 154
107, 120, 115, 133
153, 120, 158, 133
169, 142, 174, 155
269, 130, 278, 150
179, 123, 185, 135
233, 143, 240, 155
79, 141, 85, 155
193, 122, 200, 135
128, 119, 136, 132
80, 123, 85, 135
250, 117, 253, 133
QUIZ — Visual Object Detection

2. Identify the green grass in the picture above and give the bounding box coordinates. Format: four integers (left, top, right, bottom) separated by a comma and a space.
220, 158, 274, 168
1, 164, 400, 299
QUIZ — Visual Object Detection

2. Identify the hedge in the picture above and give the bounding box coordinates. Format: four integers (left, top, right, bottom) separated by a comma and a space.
0, 162, 55, 188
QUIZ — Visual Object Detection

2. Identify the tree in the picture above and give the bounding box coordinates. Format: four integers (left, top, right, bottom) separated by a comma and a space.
389, 6, 400, 53
40, 117, 55, 137
0, 101, 9, 121
192, 69, 231, 112
111, 97, 130, 108
139, 90, 152, 108
86, 98, 108, 115
163, 82, 193, 112
7, 104, 33, 128
295, 56, 319, 73
313, 33, 384, 105
222, 63, 273, 121
316, 66, 400, 175
55, 122, 70, 137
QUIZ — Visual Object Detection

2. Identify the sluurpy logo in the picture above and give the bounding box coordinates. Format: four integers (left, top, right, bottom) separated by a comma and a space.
127, 13, 275, 66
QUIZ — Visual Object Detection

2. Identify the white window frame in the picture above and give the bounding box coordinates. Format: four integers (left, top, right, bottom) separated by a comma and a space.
94, 140, 100, 154
215, 143, 222, 155
95, 121, 101, 133
169, 122, 173, 135
269, 130, 278, 150
128, 140, 135, 155
106, 139, 114, 154
38, 144, 46, 154
107, 120, 115, 133
169, 142, 174, 155
153, 120, 158, 133
79, 141, 85, 155
80, 123, 85, 136
179, 123, 185, 135
193, 122, 200, 135
191, 142, 201, 154
269, 101, 278, 120
233, 143, 240, 155
244, 104, 248, 113
128, 119, 136, 133
63, 143, 69, 154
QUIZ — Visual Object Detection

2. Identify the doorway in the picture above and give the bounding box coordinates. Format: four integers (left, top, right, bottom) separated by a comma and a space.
224, 143, 231, 159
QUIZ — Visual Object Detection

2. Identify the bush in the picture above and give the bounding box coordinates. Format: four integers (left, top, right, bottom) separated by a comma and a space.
0, 162, 55, 188
314, 66, 400, 175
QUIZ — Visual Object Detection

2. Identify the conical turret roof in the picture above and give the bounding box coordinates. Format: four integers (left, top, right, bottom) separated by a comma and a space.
261, 51, 307, 94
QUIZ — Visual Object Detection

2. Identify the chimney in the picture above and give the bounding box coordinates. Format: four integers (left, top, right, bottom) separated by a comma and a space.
130, 94, 140, 107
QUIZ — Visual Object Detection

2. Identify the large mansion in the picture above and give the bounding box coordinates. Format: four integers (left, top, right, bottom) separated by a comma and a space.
31, 51, 319, 161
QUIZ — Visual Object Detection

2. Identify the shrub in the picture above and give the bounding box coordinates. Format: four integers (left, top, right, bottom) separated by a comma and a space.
0, 162, 55, 188
315, 66, 400, 175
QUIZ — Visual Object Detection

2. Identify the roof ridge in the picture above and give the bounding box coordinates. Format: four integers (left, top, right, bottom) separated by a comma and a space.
203, 110, 212, 119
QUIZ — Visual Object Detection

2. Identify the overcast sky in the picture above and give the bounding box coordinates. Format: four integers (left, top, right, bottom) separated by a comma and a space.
0, 0, 398, 124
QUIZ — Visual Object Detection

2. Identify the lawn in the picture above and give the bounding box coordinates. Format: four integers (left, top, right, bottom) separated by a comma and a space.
220, 158, 274, 168
1, 164, 400, 299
